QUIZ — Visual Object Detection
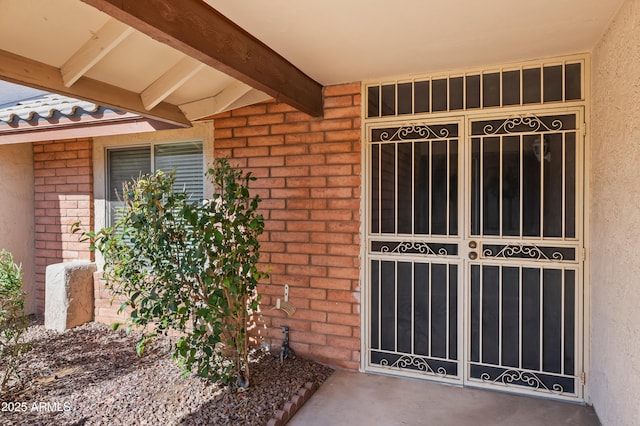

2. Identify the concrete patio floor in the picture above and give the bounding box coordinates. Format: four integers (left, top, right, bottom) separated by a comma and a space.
289, 370, 600, 426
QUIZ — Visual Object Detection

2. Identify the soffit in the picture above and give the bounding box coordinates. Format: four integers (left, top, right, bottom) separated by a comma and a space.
0, 0, 625, 127
205, 0, 626, 84
0, 0, 273, 126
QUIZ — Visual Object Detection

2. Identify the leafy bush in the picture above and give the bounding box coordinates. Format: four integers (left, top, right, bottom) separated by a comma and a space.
75, 158, 266, 386
0, 250, 31, 396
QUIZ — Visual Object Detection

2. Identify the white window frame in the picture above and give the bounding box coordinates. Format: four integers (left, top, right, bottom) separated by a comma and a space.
92, 120, 214, 267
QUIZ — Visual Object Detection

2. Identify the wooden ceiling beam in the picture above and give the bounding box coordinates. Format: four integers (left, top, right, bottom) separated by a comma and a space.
0, 48, 191, 128
61, 18, 134, 87
179, 81, 253, 121
141, 57, 205, 110
81, 0, 324, 117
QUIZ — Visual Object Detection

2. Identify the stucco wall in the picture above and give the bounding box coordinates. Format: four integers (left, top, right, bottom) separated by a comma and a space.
591, 0, 640, 424
0, 143, 35, 314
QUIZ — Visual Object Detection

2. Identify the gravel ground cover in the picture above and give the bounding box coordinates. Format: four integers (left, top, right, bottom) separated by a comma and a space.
0, 318, 333, 425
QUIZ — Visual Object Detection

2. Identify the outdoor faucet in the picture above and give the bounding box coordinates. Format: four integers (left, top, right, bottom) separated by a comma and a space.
280, 326, 295, 363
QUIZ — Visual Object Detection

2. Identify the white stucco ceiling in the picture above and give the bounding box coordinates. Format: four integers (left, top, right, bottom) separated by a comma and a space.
205, 0, 625, 84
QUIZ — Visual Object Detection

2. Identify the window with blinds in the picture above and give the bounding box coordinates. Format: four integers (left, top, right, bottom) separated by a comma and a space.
107, 141, 204, 227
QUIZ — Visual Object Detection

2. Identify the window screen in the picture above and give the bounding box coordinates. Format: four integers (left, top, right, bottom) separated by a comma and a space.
107, 141, 204, 226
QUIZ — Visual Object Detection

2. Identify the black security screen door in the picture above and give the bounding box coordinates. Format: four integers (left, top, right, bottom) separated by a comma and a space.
366, 111, 583, 400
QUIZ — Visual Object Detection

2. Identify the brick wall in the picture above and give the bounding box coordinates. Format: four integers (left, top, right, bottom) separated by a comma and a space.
33, 138, 94, 313
213, 83, 362, 369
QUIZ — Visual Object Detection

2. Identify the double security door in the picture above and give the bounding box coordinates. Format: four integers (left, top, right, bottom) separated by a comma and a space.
366, 109, 584, 400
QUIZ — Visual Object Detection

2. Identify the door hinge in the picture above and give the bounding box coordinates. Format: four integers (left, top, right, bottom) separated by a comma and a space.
580, 371, 586, 385
581, 248, 586, 262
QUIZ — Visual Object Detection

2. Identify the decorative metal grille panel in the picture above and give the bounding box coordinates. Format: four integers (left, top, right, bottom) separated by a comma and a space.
371, 241, 458, 257
470, 114, 578, 239
370, 122, 459, 236
367, 61, 583, 118
482, 244, 575, 262
468, 264, 578, 396
369, 260, 459, 379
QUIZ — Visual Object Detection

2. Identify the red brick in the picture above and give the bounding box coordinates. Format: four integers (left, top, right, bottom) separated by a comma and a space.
310, 210, 353, 221
327, 221, 360, 233
328, 176, 360, 187
328, 312, 360, 327
326, 152, 361, 165
325, 129, 361, 142
271, 122, 310, 134
248, 135, 285, 146
310, 119, 353, 132
270, 165, 309, 177
324, 83, 361, 97
248, 156, 285, 167
310, 187, 352, 199
327, 335, 360, 350
266, 102, 296, 113
286, 221, 326, 232
286, 199, 326, 209
42, 143, 66, 153
214, 128, 233, 139
287, 264, 327, 278
54, 151, 79, 160
231, 104, 268, 116
34, 168, 56, 177
323, 106, 361, 119
309, 142, 354, 154
327, 244, 360, 256
327, 290, 358, 303
310, 277, 352, 290
286, 177, 326, 188
327, 267, 360, 280
249, 177, 285, 189
310, 164, 353, 176
269, 275, 311, 287
270, 145, 309, 156
216, 116, 248, 128
247, 113, 284, 126
288, 287, 326, 300
284, 133, 325, 145
269, 231, 310, 243
310, 232, 353, 244
289, 330, 327, 346
270, 209, 309, 220
64, 140, 91, 150
286, 154, 325, 166
270, 315, 312, 330
311, 322, 352, 337
287, 243, 327, 255
271, 253, 309, 265
323, 96, 354, 108
285, 111, 313, 122
271, 188, 310, 199
257, 199, 285, 209
233, 126, 269, 137
233, 146, 269, 157
310, 300, 353, 314
214, 138, 246, 149
328, 198, 360, 209
55, 167, 79, 176
44, 160, 68, 169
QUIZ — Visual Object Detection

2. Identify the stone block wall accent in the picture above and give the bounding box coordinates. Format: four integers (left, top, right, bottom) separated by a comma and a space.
213, 83, 362, 369
33, 138, 94, 313
45, 261, 97, 331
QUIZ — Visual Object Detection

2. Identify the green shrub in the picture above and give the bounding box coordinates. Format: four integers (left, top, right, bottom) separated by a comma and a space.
75, 158, 266, 386
0, 250, 30, 396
